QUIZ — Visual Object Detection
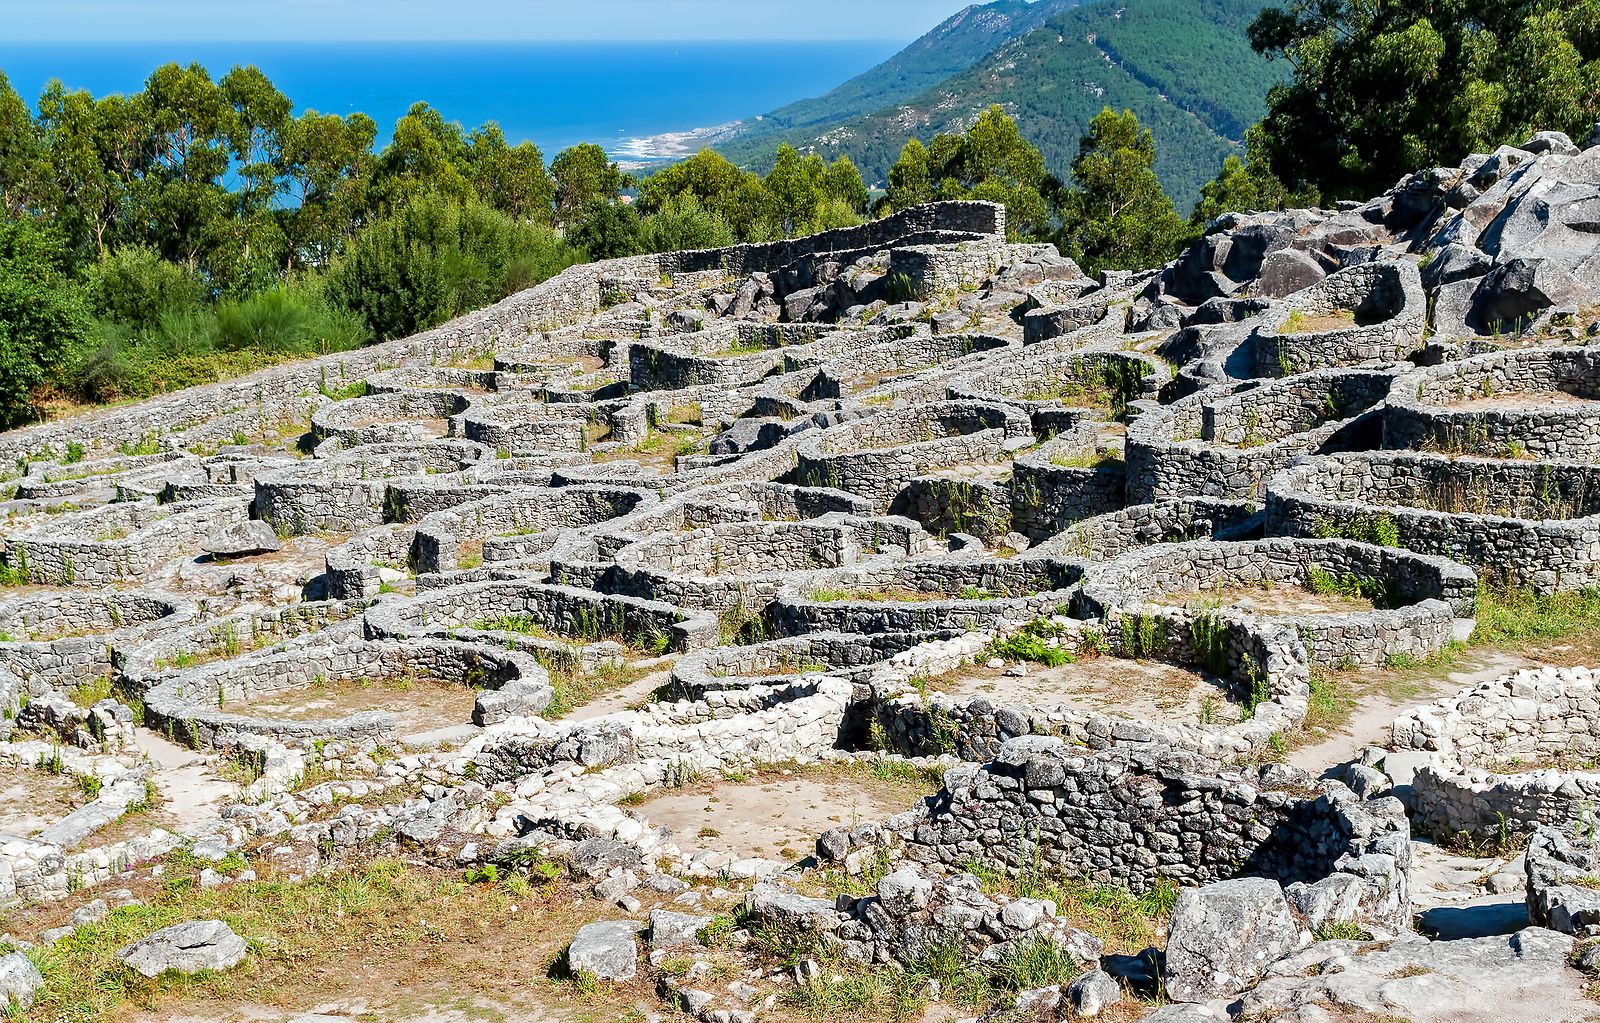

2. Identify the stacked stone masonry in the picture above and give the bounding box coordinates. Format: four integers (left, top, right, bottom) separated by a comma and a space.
9, 160, 1600, 1020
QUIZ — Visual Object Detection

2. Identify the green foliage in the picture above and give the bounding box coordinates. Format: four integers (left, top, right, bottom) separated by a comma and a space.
1472, 586, 1600, 649
990, 617, 1075, 668
991, 935, 1082, 991
697, 914, 738, 948
0, 71, 37, 220
728, 0, 1282, 211
567, 200, 643, 262
83, 246, 207, 330
1055, 108, 1192, 275
1313, 920, 1376, 942
1191, 123, 1319, 225
1306, 567, 1393, 608
1119, 611, 1167, 659
637, 193, 737, 254
550, 142, 630, 227
69, 278, 367, 405
638, 148, 777, 240
1249, 0, 1600, 200
755, 144, 871, 236
633, 143, 869, 245
885, 105, 1052, 240
0, 60, 590, 422
1311, 513, 1402, 549
1189, 607, 1231, 676
325, 191, 579, 342
214, 285, 369, 354
0, 220, 93, 426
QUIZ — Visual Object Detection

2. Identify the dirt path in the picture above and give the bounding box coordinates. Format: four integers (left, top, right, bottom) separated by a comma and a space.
1290, 650, 1537, 775
134, 730, 235, 829
564, 666, 671, 722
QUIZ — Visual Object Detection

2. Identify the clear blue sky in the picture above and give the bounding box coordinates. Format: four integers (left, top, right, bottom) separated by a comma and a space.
3, 0, 980, 41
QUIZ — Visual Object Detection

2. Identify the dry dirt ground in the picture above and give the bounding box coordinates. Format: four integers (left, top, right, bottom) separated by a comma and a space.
0, 764, 86, 837
1290, 649, 1546, 773
636, 771, 929, 862
1150, 583, 1376, 616
227, 675, 479, 734
934, 657, 1239, 725
1443, 389, 1598, 410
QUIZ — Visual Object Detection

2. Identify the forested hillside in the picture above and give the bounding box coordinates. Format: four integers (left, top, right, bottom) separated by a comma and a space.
729, 0, 1079, 143
732, 0, 1280, 209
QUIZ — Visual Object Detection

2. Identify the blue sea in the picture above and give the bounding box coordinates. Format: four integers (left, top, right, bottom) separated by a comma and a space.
0, 41, 900, 161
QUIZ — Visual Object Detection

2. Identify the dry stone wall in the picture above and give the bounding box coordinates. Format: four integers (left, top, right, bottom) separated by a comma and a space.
19, 165, 1600, 1017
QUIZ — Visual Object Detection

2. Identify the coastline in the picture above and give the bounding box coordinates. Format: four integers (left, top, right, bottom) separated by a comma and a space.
611, 119, 753, 168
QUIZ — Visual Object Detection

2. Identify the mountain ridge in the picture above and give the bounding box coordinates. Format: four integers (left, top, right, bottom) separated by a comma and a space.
714, 0, 1281, 210
742, 0, 1082, 138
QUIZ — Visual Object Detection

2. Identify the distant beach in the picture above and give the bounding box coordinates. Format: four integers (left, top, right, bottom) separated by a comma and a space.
612, 120, 753, 168
0, 40, 897, 161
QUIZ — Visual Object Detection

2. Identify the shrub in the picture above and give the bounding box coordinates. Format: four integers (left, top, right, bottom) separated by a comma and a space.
83, 246, 207, 330
65, 280, 366, 404
567, 200, 642, 262
326, 191, 579, 341
638, 193, 735, 253
990, 617, 1075, 667
214, 284, 369, 354
0, 221, 93, 426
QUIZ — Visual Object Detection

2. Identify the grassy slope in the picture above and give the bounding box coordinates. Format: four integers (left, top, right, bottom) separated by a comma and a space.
730, 0, 1283, 212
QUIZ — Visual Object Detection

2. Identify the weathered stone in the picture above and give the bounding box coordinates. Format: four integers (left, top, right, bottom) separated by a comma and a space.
1163, 878, 1301, 1001
567, 920, 639, 981
117, 920, 248, 978
0, 952, 43, 1010
571, 839, 643, 879
746, 884, 840, 932
1067, 968, 1122, 1018
648, 909, 711, 947
202, 520, 281, 558
1254, 248, 1325, 298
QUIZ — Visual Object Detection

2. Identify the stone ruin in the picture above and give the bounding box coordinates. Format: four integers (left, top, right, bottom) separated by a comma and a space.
6, 130, 1600, 1021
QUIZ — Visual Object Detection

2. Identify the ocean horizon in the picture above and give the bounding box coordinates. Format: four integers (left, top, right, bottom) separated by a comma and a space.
0, 40, 902, 162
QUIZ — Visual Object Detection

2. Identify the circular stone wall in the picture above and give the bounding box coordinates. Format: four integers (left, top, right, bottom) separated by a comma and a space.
947, 348, 1164, 438
891, 738, 1411, 932
0, 589, 194, 693
1022, 496, 1258, 562
1251, 261, 1426, 377
1384, 346, 1600, 460
793, 401, 1028, 509
362, 579, 717, 652
1527, 822, 1600, 935
255, 440, 489, 535
1079, 538, 1477, 667
143, 636, 551, 750
1267, 450, 1600, 591
1392, 666, 1600, 841
312, 389, 473, 448
863, 602, 1309, 761
768, 555, 1080, 637
1125, 368, 1393, 502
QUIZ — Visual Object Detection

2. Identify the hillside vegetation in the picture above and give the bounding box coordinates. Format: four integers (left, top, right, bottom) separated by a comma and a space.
1249, 0, 1600, 200
736, 0, 1080, 139
0, 64, 874, 428
727, 0, 1281, 209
